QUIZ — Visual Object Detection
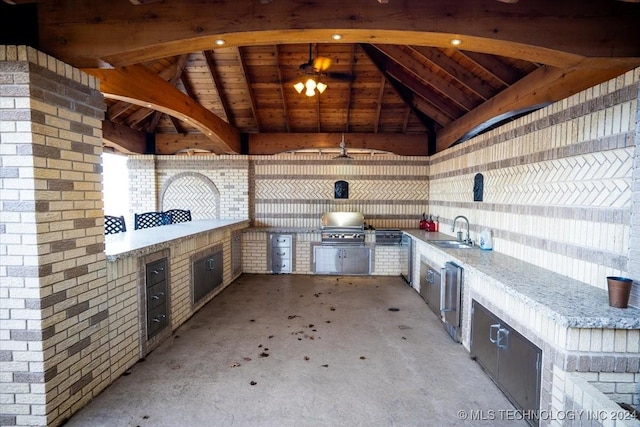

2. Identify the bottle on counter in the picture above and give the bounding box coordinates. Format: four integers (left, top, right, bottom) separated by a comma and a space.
435, 216, 439, 232
479, 228, 493, 250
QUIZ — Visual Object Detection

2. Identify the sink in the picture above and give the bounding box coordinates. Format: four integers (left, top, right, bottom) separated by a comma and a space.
430, 240, 474, 249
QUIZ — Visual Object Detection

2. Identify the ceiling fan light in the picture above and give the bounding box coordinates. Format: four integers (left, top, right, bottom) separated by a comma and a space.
317, 82, 327, 93
293, 82, 305, 93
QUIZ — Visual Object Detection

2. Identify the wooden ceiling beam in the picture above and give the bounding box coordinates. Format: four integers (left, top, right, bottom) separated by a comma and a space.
102, 120, 146, 154
85, 64, 241, 154
409, 46, 496, 101
436, 58, 640, 151
373, 44, 479, 111
37, 0, 640, 68
247, 133, 428, 156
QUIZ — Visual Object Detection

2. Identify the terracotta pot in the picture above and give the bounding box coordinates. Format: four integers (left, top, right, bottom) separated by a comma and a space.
606, 276, 633, 308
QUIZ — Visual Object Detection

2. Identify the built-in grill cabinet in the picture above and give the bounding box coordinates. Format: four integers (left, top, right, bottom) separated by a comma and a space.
145, 257, 168, 339
193, 246, 223, 305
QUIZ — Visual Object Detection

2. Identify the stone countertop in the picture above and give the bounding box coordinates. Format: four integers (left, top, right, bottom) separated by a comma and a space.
105, 219, 250, 261
245, 227, 321, 233
404, 229, 640, 330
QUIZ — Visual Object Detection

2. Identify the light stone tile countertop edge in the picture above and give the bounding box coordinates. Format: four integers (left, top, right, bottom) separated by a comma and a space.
104, 219, 250, 261
404, 229, 640, 330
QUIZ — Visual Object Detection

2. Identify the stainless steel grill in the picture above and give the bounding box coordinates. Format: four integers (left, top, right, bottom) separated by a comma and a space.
320, 212, 365, 245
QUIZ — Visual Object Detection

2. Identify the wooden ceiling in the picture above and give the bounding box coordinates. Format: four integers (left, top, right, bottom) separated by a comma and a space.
5, 0, 640, 156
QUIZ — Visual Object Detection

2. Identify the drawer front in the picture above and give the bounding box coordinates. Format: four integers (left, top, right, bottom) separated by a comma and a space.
272, 247, 291, 259
271, 235, 292, 247
147, 281, 167, 310
147, 304, 168, 338
146, 258, 167, 286
272, 258, 291, 273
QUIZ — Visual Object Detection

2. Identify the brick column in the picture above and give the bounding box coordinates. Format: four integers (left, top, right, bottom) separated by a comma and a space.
0, 46, 107, 426
629, 76, 640, 308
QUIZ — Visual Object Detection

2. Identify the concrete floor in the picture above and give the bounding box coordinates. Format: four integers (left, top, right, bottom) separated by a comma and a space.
65, 274, 527, 427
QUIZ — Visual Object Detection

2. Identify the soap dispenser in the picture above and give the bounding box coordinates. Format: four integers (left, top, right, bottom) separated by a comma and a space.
479, 229, 493, 250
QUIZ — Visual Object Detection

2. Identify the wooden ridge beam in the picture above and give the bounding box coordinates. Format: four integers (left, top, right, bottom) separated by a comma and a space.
248, 133, 428, 156
436, 58, 640, 151
85, 64, 241, 154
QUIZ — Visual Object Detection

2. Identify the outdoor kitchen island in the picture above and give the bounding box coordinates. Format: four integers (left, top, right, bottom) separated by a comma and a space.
407, 230, 640, 426
104, 219, 249, 373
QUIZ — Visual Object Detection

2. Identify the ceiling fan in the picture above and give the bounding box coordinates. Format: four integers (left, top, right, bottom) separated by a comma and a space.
297, 43, 356, 83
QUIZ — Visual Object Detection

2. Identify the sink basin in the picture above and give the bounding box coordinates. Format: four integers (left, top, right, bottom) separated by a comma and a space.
430, 240, 474, 249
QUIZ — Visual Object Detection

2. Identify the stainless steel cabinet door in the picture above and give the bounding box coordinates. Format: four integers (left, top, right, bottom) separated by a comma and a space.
314, 246, 341, 274
497, 327, 541, 416
341, 247, 371, 274
419, 262, 441, 317
470, 301, 499, 379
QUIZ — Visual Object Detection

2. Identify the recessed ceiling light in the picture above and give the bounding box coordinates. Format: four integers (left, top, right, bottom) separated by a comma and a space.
450, 38, 462, 46
331, 34, 343, 40
214, 39, 226, 46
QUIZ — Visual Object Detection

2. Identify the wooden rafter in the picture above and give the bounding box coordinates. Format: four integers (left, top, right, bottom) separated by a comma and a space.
274, 45, 291, 133
409, 46, 495, 101
374, 76, 385, 133
203, 50, 232, 123
373, 44, 479, 111
362, 44, 459, 125
459, 50, 523, 87
236, 46, 260, 132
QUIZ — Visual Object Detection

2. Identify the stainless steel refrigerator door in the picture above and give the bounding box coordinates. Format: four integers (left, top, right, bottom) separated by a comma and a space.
440, 262, 462, 341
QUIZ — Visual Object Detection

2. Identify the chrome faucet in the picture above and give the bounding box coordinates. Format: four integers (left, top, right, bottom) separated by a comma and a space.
451, 215, 471, 244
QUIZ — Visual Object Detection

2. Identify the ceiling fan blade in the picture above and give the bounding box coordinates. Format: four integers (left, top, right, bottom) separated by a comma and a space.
325, 72, 356, 82
313, 56, 332, 72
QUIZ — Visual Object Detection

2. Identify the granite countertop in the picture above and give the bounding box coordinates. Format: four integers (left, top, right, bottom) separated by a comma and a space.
404, 229, 640, 330
105, 219, 250, 261
246, 227, 321, 233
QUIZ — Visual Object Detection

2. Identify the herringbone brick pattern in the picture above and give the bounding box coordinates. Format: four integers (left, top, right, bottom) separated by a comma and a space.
430, 149, 632, 208
162, 175, 218, 219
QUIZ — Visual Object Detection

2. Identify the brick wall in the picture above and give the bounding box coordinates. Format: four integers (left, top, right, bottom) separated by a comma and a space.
629, 81, 640, 308
428, 68, 639, 301
126, 155, 249, 226
0, 46, 107, 426
251, 155, 429, 229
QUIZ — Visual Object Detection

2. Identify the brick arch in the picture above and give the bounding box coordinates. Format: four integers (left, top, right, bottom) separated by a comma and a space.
160, 172, 220, 220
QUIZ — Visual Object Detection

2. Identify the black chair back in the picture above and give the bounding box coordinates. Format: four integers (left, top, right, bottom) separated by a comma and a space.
134, 211, 169, 230
165, 209, 192, 224
105, 215, 127, 235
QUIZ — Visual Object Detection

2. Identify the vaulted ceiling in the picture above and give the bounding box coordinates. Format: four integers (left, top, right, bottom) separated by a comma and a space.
5, 0, 640, 156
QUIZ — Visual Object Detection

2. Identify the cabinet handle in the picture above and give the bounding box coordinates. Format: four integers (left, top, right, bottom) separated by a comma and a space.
152, 314, 166, 323
489, 323, 500, 344
151, 292, 165, 300
342, 249, 347, 258
277, 251, 286, 256
496, 327, 509, 349
426, 270, 434, 284
207, 259, 215, 270
151, 267, 164, 275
